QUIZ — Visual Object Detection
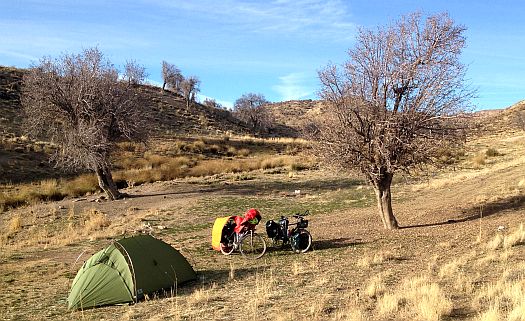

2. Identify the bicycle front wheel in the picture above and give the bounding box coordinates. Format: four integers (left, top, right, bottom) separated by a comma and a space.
291, 229, 312, 253
239, 232, 266, 259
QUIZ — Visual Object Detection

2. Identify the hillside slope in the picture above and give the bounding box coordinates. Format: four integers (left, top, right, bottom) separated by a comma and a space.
0, 66, 249, 138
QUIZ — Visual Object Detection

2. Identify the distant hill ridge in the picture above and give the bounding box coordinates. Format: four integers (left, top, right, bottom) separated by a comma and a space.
0, 66, 250, 138
2, 66, 524, 140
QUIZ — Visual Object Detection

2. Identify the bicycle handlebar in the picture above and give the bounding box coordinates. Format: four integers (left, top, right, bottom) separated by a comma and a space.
292, 210, 309, 218
279, 210, 309, 222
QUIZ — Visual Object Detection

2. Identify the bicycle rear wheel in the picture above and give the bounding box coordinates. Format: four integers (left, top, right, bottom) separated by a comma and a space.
239, 232, 266, 259
290, 229, 312, 253
220, 241, 235, 255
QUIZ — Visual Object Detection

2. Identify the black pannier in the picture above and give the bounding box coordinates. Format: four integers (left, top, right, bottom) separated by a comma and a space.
266, 220, 279, 238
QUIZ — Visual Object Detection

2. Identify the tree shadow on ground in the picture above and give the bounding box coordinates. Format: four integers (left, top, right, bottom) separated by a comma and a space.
401, 194, 525, 229
128, 177, 364, 199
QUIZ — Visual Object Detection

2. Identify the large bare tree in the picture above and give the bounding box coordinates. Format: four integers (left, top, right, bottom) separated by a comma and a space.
161, 61, 183, 92
313, 12, 473, 229
233, 93, 272, 134
22, 48, 148, 200
124, 59, 148, 85
179, 75, 200, 108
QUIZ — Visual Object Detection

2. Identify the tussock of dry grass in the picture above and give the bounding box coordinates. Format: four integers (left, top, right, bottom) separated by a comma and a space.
365, 274, 386, 298
377, 276, 453, 321
83, 209, 111, 233
8, 215, 22, 234
357, 250, 401, 268
487, 224, 525, 250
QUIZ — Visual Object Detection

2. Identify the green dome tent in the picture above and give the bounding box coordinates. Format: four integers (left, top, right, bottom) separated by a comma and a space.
67, 234, 196, 310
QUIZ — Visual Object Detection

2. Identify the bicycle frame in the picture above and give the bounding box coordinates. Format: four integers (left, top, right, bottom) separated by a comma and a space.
267, 211, 310, 248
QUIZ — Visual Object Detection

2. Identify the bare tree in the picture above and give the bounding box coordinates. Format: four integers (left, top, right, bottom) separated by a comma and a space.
233, 93, 272, 134
161, 61, 183, 92
312, 12, 473, 229
22, 48, 148, 200
179, 75, 200, 108
123, 59, 148, 85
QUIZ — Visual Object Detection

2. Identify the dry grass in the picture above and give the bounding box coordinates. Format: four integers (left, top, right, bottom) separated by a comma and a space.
1, 132, 317, 212
487, 224, 525, 250
8, 214, 22, 234
472, 153, 487, 167
357, 250, 401, 268
83, 209, 111, 233
376, 276, 453, 321
1, 128, 525, 320
365, 273, 386, 298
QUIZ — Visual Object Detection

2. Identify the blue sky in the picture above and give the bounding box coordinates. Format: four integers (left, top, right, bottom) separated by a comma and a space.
1, 0, 524, 110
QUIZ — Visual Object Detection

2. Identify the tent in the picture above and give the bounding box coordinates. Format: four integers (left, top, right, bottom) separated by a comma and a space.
67, 234, 196, 310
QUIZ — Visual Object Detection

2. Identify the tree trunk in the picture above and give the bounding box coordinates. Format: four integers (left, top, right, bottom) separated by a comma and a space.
372, 172, 399, 230
95, 165, 121, 200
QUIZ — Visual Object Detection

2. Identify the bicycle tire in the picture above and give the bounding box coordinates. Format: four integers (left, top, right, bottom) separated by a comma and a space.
239, 232, 266, 259
220, 242, 235, 255
271, 238, 285, 249
291, 229, 312, 253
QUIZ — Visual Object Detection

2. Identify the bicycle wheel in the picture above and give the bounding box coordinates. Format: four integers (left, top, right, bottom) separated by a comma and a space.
220, 241, 235, 255
290, 229, 312, 253
271, 238, 285, 249
239, 232, 266, 259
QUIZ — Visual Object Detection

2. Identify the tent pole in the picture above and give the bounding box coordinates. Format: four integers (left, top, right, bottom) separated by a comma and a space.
114, 241, 138, 302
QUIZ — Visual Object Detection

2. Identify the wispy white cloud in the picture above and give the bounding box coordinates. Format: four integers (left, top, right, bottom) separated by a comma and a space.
0, 49, 38, 63
147, 0, 356, 41
273, 72, 314, 101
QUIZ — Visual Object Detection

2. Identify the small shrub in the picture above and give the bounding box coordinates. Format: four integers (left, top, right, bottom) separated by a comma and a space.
478, 304, 501, 321
485, 148, 500, 157
236, 148, 250, 157
226, 146, 237, 156
39, 179, 65, 201
190, 140, 206, 153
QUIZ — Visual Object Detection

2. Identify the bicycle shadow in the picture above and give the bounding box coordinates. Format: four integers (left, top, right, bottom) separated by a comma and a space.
312, 237, 365, 251
263, 237, 364, 256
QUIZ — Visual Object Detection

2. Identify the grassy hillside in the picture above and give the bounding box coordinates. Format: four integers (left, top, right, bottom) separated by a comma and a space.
0, 66, 248, 138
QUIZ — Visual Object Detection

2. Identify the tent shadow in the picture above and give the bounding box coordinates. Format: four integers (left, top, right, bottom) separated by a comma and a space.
401, 194, 525, 230
196, 266, 270, 286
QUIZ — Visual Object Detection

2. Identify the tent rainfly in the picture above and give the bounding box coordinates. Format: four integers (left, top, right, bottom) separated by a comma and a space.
67, 234, 196, 310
